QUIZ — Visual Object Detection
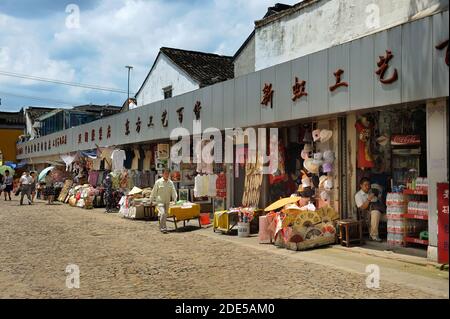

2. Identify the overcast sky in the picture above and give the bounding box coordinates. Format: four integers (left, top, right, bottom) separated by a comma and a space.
0, 0, 299, 111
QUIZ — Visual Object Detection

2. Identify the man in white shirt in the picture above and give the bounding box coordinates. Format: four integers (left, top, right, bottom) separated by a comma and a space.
19, 171, 33, 205
149, 169, 178, 234
355, 177, 386, 242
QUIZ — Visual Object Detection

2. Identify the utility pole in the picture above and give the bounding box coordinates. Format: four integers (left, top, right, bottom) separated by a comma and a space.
125, 65, 133, 101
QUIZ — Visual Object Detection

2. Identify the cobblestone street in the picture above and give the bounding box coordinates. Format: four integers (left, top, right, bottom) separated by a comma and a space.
0, 198, 447, 299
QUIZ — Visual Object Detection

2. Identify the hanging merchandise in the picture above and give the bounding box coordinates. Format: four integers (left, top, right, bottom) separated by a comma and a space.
312, 152, 324, 166
323, 150, 335, 163
312, 129, 321, 142
303, 126, 313, 143
322, 162, 333, 173
355, 116, 375, 169
208, 174, 218, 197
143, 147, 153, 171
301, 144, 313, 160
131, 147, 141, 170
111, 149, 126, 171
303, 159, 319, 174
216, 172, 227, 198
242, 155, 264, 207
269, 140, 287, 185
319, 129, 333, 143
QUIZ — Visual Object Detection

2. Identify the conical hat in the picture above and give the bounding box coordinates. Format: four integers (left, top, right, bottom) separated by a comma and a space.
128, 186, 143, 195
264, 196, 301, 212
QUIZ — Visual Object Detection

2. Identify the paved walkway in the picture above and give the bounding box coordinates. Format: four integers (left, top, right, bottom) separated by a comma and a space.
0, 198, 447, 298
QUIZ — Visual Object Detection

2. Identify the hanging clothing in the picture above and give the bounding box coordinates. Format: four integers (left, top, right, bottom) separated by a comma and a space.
138, 148, 145, 171
88, 171, 99, 186
143, 149, 153, 171
92, 158, 102, 171
216, 172, 227, 198
60, 154, 77, 171
111, 149, 126, 171
100, 148, 113, 170
355, 120, 375, 169
208, 174, 218, 197
194, 175, 203, 198
124, 148, 133, 169
120, 170, 129, 189
131, 148, 140, 170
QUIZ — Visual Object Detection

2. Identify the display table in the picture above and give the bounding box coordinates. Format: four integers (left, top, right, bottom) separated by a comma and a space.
213, 210, 239, 234
157, 204, 201, 230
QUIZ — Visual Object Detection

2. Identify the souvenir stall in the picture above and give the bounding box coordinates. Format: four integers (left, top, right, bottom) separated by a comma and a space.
258, 197, 339, 251
353, 104, 430, 252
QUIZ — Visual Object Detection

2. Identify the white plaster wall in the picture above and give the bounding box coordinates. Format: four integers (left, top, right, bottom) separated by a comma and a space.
234, 35, 256, 77
255, 0, 447, 70
136, 54, 199, 106
426, 99, 448, 261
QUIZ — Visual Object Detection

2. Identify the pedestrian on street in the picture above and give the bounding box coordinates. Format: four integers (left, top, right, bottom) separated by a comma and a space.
30, 172, 37, 203
2, 170, 13, 201
44, 171, 55, 205
149, 169, 177, 234
103, 172, 114, 213
19, 171, 33, 205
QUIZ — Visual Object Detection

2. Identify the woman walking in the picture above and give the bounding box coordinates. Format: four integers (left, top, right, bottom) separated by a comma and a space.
44, 171, 55, 205
2, 170, 13, 201
30, 171, 37, 203
103, 172, 114, 213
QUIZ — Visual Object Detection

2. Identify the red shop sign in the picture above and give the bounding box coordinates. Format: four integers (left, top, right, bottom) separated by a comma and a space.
390, 135, 421, 146
437, 183, 449, 264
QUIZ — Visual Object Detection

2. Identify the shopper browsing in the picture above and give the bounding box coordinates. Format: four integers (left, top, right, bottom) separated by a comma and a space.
149, 169, 178, 234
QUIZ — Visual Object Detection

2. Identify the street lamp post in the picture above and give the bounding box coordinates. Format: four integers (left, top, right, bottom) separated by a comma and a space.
125, 65, 133, 101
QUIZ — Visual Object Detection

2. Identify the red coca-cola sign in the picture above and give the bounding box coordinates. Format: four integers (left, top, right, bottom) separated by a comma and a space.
391, 135, 421, 146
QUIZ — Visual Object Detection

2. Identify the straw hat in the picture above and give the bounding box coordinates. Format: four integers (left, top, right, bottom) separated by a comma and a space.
323, 162, 333, 173
301, 150, 311, 160
319, 175, 327, 188
320, 190, 331, 202
128, 186, 143, 196
312, 129, 321, 142
285, 203, 302, 211
323, 150, 335, 163
312, 152, 324, 166
301, 177, 311, 188
303, 143, 313, 152
303, 159, 319, 174
320, 129, 333, 143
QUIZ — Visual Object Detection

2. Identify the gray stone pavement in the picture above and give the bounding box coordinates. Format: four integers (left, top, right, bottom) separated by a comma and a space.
0, 198, 447, 299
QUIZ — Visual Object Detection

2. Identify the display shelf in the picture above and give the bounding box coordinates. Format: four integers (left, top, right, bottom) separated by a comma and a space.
404, 237, 429, 245
404, 214, 428, 220
403, 189, 428, 196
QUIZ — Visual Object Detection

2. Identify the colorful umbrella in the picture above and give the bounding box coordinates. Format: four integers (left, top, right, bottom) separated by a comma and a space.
0, 165, 15, 176
38, 166, 55, 182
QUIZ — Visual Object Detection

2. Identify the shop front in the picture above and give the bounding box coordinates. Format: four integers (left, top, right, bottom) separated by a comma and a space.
15, 12, 448, 260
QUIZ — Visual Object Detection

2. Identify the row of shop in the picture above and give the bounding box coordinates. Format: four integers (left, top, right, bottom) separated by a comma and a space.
17, 99, 447, 260
15, 11, 449, 262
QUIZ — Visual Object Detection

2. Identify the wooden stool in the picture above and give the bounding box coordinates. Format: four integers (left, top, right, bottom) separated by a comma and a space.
337, 219, 364, 247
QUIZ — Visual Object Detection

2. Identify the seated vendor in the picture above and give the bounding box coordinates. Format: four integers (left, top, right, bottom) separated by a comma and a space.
355, 177, 386, 242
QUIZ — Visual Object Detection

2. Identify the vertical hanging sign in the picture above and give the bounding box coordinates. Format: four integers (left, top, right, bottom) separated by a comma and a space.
437, 183, 449, 264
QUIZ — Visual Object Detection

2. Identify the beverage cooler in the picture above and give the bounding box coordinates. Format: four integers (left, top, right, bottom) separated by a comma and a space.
391, 135, 421, 188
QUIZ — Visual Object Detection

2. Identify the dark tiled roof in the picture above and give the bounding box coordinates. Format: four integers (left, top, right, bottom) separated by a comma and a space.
0, 110, 25, 128
24, 107, 55, 122
263, 3, 293, 18
160, 47, 234, 87
72, 104, 121, 117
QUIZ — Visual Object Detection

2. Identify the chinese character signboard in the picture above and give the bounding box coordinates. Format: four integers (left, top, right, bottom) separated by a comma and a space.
437, 183, 449, 264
